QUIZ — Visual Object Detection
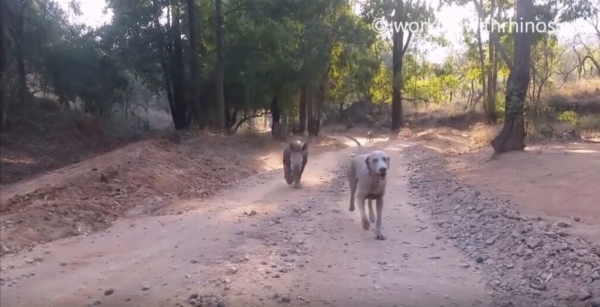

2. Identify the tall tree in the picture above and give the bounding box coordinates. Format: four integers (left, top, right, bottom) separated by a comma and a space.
490, 0, 533, 153
491, 0, 598, 153
363, 0, 434, 131
214, 0, 225, 130
186, 0, 204, 127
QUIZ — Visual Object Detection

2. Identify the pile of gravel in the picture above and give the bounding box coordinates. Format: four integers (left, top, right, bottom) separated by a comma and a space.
403, 145, 600, 307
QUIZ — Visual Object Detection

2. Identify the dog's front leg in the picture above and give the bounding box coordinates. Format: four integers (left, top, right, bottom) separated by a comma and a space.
374, 197, 385, 240
368, 199, 376, 223
349, 180, 357, 211
348, 167, 357, 212
357, 196, 370, 230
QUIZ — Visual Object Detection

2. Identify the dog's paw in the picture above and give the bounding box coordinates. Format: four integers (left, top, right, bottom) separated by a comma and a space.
292, 183, 302, 189
375, 234, 386, 240
349, 203, 355, 212
362, 219, 371, 230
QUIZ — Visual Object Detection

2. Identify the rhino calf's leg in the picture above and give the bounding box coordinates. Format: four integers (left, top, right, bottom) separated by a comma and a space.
286, 140, 308, 188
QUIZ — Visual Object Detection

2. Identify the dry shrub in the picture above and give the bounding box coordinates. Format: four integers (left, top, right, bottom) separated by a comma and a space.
469, 124, 500, 149
579, 114, 600, 131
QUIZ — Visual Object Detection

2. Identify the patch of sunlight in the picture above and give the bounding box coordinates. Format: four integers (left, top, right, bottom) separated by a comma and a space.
423, 145, 446, 153
385, 143, 412, 151
565, 149, 598, 154
1, 157, 38, 165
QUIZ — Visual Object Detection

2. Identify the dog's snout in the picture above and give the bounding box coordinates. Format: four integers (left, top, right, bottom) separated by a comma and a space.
378, 167, 386, 173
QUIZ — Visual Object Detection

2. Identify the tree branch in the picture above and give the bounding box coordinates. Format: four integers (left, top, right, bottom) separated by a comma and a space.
401, 31, 413, 57
471, 0, 513, 70
232, 111, 271, 132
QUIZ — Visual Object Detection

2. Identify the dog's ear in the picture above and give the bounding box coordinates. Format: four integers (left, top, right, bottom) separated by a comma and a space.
387, 156, 390, 166
302, 142, 308, 151
365, 156, 375, 174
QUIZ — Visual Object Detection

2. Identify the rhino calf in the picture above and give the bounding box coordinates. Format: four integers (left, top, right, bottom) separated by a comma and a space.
283, 140, 308, 188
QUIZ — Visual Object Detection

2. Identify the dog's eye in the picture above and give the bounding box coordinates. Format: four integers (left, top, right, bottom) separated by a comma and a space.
382, 157, 387, 162
372, 158, 378, 163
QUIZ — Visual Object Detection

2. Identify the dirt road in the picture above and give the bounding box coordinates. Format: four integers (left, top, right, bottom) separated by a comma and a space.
0, 139, 492, 307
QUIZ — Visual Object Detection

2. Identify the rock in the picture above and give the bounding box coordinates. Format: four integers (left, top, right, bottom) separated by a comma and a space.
60, 262, 68, 266
578, 289, 592, 301
555, 221, 572, 228
104, 289, 114, 296
526, 237, 542, 248
141, 285, 151, 291
573, 217, 581, 222
402, 145, 600, 307
190, 258, 199, 264
100, 173, 109, 183
228, 267, 238, 274
1, 245, 11, 254
92, 299, 102, 305
280, 295, 291, 303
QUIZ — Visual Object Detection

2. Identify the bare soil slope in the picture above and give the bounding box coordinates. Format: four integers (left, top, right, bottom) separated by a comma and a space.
448, 142, 600, 244
0, 131, 345, 256
0, 99, 140, 184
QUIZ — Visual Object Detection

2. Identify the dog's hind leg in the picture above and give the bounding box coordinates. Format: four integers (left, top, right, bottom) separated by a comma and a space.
357, 197, 370, 230
374, 198, 386, 240
368, 199, 376, 223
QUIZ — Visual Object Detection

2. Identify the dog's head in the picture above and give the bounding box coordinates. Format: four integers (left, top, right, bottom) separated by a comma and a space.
365, 150, 390, 179
288, 141, 308, 171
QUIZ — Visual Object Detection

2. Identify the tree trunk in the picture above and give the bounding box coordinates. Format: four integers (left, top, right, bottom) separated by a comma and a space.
485, 0, 498, 123
151, 0, 180, 129
270, 96, 281, 138
170, 2, 189, 130
0, 0, 10, 131
298, 85, 307, 133
15, 0, 27, 104
214, 0, 225, 130
475, 0, 487, 119
309, 82, 326, 137
186, 0, 204, 128
307, 87, 314, 136
390, 0, 405, 131
491, 0, 534, 154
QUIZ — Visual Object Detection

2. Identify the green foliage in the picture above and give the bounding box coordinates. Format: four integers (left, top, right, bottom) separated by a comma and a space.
557, 111, 579, 126
1, 0, 597, 133
1, 0, 130, 119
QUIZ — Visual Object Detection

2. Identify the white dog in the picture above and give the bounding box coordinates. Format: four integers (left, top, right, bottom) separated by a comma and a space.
346, 150, 390, 240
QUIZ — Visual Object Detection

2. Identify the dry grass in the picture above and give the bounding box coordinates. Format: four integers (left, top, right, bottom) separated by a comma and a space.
469, 123, 501, 149
555, 78, 600, 99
